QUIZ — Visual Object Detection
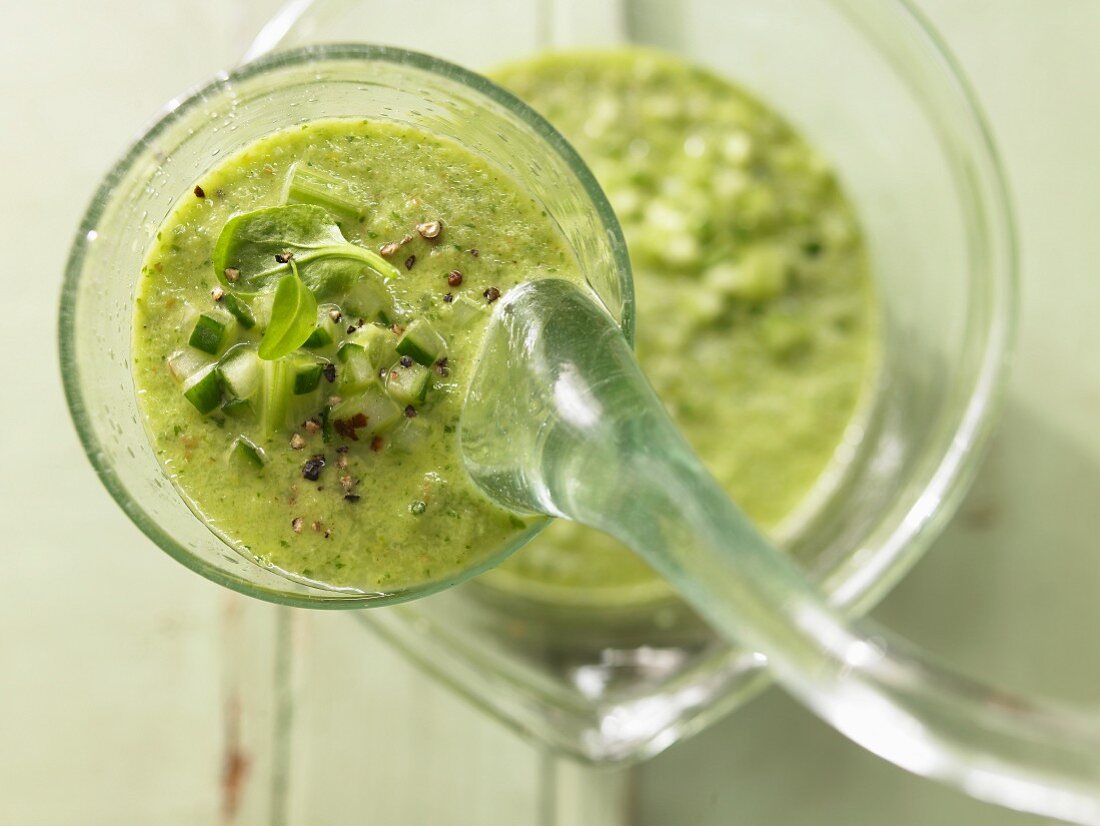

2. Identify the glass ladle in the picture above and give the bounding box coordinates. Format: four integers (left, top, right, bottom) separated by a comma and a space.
461, 276, 1100, 826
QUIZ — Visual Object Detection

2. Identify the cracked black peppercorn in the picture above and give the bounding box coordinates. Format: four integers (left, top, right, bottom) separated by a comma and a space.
301, 454, 326, 481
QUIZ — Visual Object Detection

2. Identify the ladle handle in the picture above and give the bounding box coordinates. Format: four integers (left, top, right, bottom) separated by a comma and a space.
467, 280, 1100, 825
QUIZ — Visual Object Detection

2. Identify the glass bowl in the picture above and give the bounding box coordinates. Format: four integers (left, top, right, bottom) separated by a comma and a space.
58, 44, 633, 608
247, 0, 1015, 762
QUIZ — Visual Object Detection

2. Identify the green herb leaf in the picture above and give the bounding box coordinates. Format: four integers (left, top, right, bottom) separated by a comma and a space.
213, 204, 400, 297
258, 266, 318, 361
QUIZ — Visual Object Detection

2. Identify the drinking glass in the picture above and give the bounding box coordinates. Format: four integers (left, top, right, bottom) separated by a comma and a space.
60, 43, 632, 607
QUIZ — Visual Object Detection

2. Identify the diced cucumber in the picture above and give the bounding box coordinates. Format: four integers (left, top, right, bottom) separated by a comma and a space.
291, 358, 324, 395
384, 361, 431, 406
272, 354, 329, 429
303, 304, 342, 349
395, 319, 447, 366
168, 349, 213, 385
221, 293, 256, 330
282, 162, 363, 224
304, 328, 331, 348
335, 341, 359, 363
331, 383, 403, 439
182, 364, 223, 414
228, 435, 266, 469
339, 323, 398, 368
221, 398, 255, 419
337, 347, 377, 394
359, 384, 404, 433
189, 312, 237, 356
217, 345, 261, 401
344, 278, 395, 324
336, 324, 399, 394
390, 416, 431, 454
448, 293, 485, 328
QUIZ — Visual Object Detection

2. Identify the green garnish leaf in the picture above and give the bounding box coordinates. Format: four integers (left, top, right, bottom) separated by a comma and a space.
259, 266, 318, 361
213, 204, 400, 296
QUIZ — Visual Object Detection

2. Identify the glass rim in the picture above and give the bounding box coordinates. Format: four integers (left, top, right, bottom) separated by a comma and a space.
815, 0, 1018, 612
58, 42, 635, 609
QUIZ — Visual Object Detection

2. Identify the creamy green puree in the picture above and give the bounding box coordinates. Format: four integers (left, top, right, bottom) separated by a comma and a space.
486, 49, 877, 602
132, 118, 581, 593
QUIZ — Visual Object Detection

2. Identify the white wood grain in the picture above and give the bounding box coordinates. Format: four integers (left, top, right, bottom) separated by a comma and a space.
279, 612, 545, 825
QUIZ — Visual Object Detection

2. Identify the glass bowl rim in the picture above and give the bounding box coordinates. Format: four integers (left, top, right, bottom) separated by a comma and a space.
58, 42, 635, 609
811, 0, 1019, 613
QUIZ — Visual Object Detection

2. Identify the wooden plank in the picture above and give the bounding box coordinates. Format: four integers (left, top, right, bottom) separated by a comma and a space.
279, 612, 545, 825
